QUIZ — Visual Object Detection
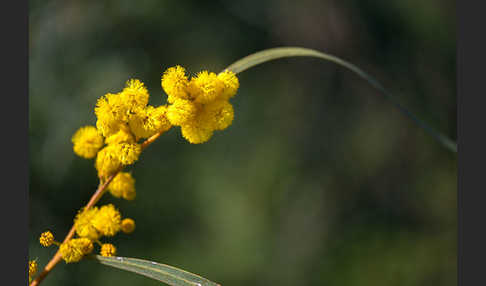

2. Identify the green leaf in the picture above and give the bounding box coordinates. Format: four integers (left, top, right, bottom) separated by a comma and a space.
92, 255, 221, 286
223, 47, 457, 153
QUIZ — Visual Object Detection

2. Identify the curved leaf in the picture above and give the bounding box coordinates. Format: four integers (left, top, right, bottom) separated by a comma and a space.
92, 255, 221, 286
224, 47, 457, 153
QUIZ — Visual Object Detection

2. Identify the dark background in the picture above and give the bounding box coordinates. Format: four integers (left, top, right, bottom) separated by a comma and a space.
28, 0, 456, 285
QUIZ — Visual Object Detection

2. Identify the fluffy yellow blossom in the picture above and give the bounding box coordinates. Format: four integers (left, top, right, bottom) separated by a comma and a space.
113, 143, 142, 165
95, 92, 127, 137
188, 71, 224, 104
166, 99, 198, 126
29, 260, 37, 283
121, 79, 149, 112
71, 126, 104, 159
100, 243, 117, 257
39, 231, 55, 247
121, 218, 136, 234
200, 99, 234, 131
60, 238, 90, 263
91, 204, 121, 237
74, 207, 100, 240
162, 65, 191, 103
107, 172, 136, 200
71, 237, 94, 255
95, 145, 122, 179
129, 105, 172, 139
218, 70, 239, 100
181, 119, 214, 144
105, 124, 135, 145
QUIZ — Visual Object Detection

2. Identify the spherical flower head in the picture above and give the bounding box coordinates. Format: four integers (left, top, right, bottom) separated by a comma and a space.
70, 237, 94, 255
92, 204, 122, 237
218, 70, 239, 100
39, 231, 55, 247
95, 145, 122, 179
166, 99, 198, 126
71, 126, 104, 159
105, 124, 135, 145
59, 239, 85, 263
181, 118, 214, 144
29, 260, 37, 282
112, 143, 142, 165
74, 207, 100, 240
121, 79, 150, 113
121, 218, 136, 234
95, 93, 127, 137
128, 105, 172, 140
188, 71, 224, 104
100, 243, 117, 257
107, 172, 136, 200
200, 99, 234, 131
162, 65, 191, 103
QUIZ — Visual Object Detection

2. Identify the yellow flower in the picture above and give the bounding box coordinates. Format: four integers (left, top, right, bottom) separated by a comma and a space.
187, 71, 224, 104
121, 79, 150, 112
161, 65, 191, 103
70, 237, 94, 255
180, 118, 214, 144
100, 243, 117, 257
200, 99, 234, 131
128, 105, 172, 140
166, 99, 198, 126
107, 172, 136, 200
112, 143, 142, 165
74, 207, 100, 240
105, 124, 135, 145
95, 92, 127, 137
218, 70, 239, 100
71, 126, 104, 159
91, 204, 121, 237
29, 260, 37, 283
121, 218, 136, 234
95, 145, 122, 179
39, 231, 55, 247
60, 239, 88, 263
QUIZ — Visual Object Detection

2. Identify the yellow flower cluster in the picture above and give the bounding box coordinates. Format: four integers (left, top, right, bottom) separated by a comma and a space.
59, 66, 239, 266
162, 66, 239, 143
72, 78, 171, 181
40, 204, 136, 263
28, 260, 37, 283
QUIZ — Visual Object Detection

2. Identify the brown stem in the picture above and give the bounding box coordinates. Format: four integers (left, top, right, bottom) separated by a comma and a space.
30, 129, 168, 286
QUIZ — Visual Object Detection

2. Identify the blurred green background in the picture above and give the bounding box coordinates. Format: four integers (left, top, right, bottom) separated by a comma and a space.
29, 0, 456, 285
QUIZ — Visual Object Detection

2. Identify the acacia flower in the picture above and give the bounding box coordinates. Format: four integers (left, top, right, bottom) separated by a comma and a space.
107, 172, 136, 200
121, 218, 136, 234
71, 126, 104, 159
218, 70, 239, 100
161, 65, 191, 103
95, 92, 127, 137
120, 79, 150, 113
188, 71, 224, 104
59, 238, 93, 263
39, 230, 55, 247
91, 204, 122, 237
74, 207, 100, 240
100, 243, 117, 257
29, 260, 37, 283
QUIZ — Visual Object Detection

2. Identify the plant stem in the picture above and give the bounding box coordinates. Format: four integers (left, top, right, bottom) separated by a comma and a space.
30, 129, 167, 286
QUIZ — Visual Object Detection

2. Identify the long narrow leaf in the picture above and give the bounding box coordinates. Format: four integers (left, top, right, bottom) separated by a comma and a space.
224, 47, 457, 153
92, 255, 221, 286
